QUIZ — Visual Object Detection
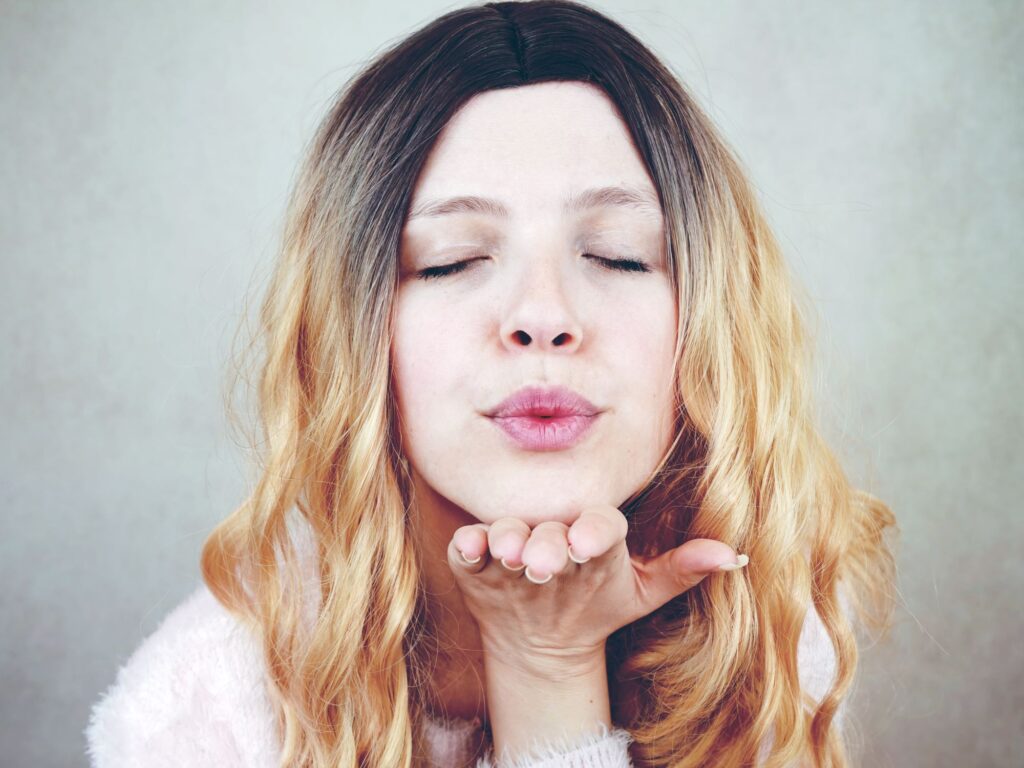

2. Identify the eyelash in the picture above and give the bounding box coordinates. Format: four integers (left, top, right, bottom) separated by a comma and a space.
415, 255, 652, 281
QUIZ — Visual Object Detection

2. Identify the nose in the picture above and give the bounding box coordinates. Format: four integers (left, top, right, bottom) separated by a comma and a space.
499, 257, 583, 354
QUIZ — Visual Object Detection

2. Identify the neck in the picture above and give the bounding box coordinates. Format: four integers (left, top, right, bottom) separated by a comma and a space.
408, 471, 489, 723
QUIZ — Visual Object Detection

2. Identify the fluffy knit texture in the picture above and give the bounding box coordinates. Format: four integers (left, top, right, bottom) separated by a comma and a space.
84, 535, 842, 767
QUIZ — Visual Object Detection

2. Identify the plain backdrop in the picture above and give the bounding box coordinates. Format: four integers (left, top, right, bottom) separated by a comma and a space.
1, 1, 1020, 766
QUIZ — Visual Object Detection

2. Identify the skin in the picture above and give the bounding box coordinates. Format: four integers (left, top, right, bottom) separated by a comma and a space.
391, 81, 747, 762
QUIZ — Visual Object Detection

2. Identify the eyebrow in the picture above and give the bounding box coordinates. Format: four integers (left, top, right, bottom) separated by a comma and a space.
406, 184, 661, 222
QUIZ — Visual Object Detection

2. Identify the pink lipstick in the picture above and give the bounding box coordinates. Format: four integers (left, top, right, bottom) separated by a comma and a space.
486, 385, 602, 451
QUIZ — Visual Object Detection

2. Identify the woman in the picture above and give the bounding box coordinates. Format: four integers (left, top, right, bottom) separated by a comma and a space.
86, 2, 898, 766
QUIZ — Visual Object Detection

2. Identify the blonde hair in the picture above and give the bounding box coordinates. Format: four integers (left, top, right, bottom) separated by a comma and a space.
200, 2, 898, 765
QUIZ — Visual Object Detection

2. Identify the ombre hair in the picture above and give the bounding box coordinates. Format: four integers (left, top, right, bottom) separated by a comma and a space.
200, 2, 898, 766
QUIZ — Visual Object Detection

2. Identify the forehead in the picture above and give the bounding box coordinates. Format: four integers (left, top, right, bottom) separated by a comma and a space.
407, 82, 660, 224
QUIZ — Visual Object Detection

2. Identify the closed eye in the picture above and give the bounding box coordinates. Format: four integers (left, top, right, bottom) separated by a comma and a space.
414, 254, 652, 281
414, 257, 484, 280
585, 255, 652, 274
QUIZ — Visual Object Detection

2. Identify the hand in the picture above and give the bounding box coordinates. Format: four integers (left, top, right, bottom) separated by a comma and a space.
446, 504, 748, 676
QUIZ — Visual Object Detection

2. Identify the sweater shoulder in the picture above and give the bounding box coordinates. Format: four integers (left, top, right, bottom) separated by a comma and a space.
797, 586, 851, 730
84, 583, 280, 768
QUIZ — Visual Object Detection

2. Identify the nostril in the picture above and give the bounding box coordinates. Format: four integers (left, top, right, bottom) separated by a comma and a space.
513, 330, 531, 344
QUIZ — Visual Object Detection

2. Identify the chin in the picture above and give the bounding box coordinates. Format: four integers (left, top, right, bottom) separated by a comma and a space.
466, 477, 619, 527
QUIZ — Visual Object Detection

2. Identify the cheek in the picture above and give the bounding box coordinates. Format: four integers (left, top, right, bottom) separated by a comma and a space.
391, 292, 477, 434
608, 292, 677, 445
611, 291, 676, 386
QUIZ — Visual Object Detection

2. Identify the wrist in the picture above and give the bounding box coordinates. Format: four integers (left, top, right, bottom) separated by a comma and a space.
483, 647, 612, 763
480, 634, 608, 679
484, 646, 607, 680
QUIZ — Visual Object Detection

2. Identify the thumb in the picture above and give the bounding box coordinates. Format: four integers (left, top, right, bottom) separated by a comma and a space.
634, 538, 749, 615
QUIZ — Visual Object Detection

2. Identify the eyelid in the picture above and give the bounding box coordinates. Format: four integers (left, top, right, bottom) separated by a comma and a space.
586, 254, 652, 273
413, 252, 652, 280
414, 255, 486, 280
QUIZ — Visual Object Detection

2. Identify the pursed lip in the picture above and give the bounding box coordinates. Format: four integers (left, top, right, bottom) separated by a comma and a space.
485, 384, 601, 419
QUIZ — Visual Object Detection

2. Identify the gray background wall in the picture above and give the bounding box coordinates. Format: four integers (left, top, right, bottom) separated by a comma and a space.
1, 1, 1020, 765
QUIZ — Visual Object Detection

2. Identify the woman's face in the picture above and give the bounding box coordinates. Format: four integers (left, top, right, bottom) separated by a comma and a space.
392, 81, 678, 528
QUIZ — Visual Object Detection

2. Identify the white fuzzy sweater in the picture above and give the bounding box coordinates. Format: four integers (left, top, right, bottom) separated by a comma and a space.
84, 553, 842, 766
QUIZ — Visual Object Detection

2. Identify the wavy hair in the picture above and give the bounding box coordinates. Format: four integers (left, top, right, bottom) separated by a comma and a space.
200, 2, 898, 765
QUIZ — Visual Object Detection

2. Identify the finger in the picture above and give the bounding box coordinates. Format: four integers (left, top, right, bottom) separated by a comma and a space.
521, 521, 571, 582
634, 538, 748, 614
566, 504, 629, 563
448, 524, 491, 575
487, 517, 531, 571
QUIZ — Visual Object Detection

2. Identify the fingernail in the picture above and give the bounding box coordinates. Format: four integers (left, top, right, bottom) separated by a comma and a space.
718, 553, 749, 572
567, 544, 591, 564
500, 557, 526, 571
458, 549, 482, 565
524, 566, 553, 585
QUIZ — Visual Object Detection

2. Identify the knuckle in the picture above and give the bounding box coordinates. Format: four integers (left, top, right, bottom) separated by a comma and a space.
489, 528, 523, 558
451, 527, 474, 549
524, 536, 568, 563
491, 517, 530, 537
532, 520, 569, 536
591, 504, 627, 533
676, 574, 703, 593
